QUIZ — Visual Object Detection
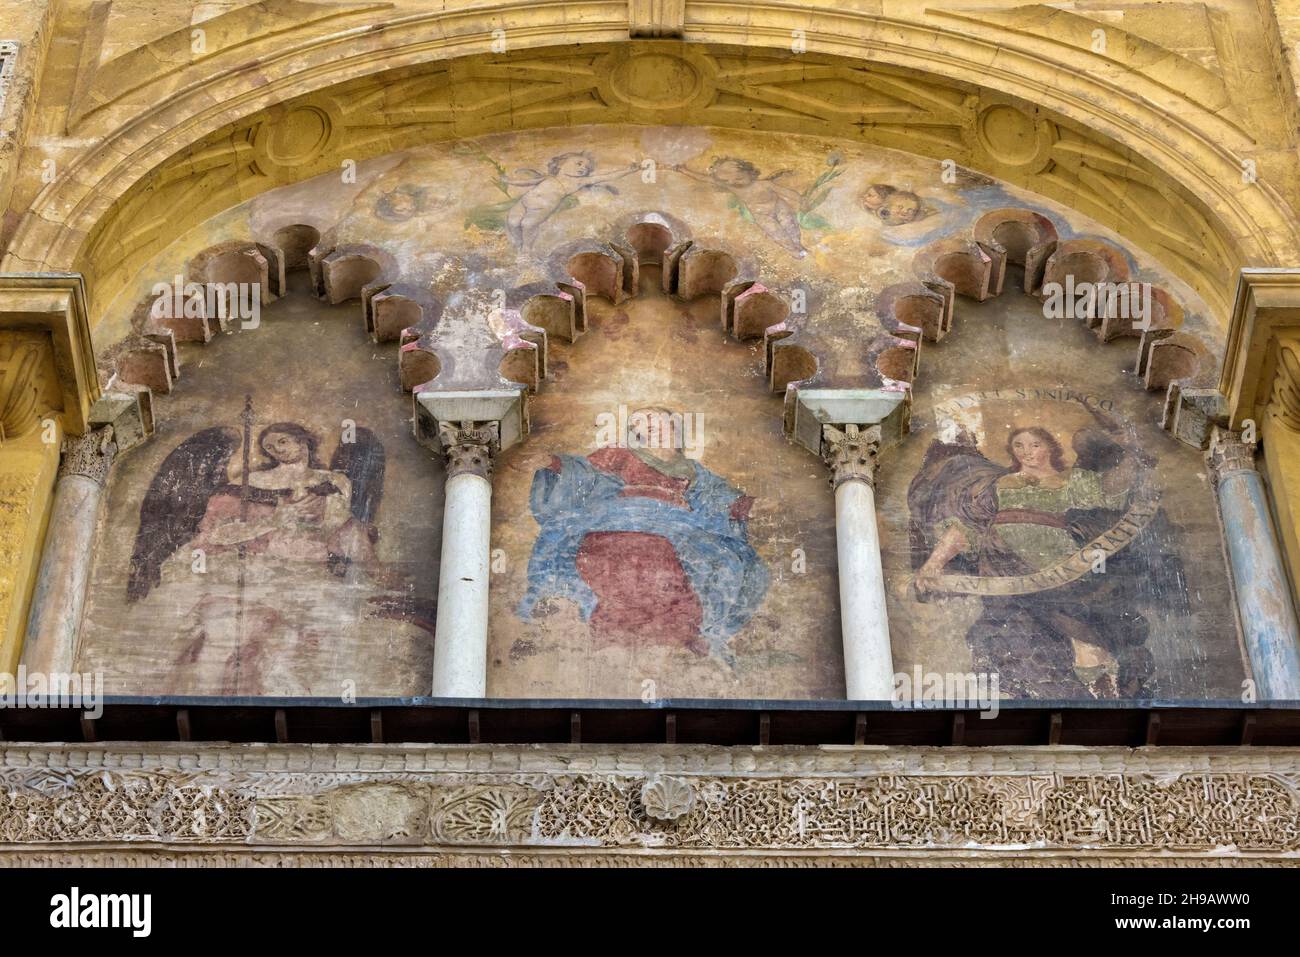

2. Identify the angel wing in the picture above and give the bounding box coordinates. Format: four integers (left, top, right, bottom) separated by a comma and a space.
127, 426, 239, 602
906, 438, 1007, 571
331, 426, 385, 526
501, 168, 545, 188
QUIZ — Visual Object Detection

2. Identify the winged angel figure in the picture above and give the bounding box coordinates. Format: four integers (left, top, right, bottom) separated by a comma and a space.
907, 423, 1188, 700
125, 413, 433, 695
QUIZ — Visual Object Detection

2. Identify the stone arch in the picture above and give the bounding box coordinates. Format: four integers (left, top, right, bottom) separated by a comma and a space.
565, 247, 626, 305
271, 224, 323, 271
625, 218, 675, 265
310, 244, 393, 305
914, 240, 995, 302
974, 208, 1057, 267
9, 23, 1287, 329
900, 219, 1215, 445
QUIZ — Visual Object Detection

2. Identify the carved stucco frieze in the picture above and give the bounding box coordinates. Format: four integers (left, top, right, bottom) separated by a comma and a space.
640, 775, 695, 822
1, 745, 1298, 863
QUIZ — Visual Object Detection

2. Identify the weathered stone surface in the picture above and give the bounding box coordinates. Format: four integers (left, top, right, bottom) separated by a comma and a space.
1, 744, 1298, 865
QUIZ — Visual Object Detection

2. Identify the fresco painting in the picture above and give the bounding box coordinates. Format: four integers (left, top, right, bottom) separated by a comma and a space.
78, 284, 442, 696
908, 391, 1173, 699
517, 412, 769, 663
876, 289, 1246, 701
669, 154, 842, 256
488, 287, 843, 699
75, 124, 1246, 701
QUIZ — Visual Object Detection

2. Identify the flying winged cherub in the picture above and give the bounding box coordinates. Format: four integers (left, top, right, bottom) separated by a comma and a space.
671, 157, 813, 256
500, 151, 641, 251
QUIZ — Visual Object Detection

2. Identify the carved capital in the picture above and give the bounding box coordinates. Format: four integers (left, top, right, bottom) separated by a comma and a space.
1207, 426, 1256, 477
58, 425, 118, 485
438, 420, 499, 480
822, 423, 881, 488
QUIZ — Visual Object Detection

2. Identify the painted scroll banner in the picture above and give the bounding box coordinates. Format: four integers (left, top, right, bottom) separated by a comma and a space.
917, 386, 1160, 598
926, 495, 1160, 596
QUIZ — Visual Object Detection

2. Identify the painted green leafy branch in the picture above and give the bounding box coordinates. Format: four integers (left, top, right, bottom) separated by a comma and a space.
454, 141, 521, 231
796, 155, 843, 231
726, 155, 843, 232
455, 140, 586, 232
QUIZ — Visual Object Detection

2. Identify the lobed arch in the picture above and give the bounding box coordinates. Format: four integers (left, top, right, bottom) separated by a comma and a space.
92, 202, 1222, 464
884, 208, 1218, 440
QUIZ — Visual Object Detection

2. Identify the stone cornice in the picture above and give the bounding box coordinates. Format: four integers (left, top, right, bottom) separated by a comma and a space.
0, 273, 99, 435
1218, 268, 1300, 430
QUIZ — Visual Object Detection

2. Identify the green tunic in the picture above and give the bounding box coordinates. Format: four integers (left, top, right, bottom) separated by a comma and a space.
937, 468, 1125, 571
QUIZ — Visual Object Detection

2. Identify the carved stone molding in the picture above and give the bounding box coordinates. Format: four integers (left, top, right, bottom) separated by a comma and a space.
438, 420, 499, 480
1, 744, 1298, 865
56, 425, 117, 485
0, 41, 15, 117
0, 336, 42, 439
822, 423, 882, 489
1269, 337, 1300, 433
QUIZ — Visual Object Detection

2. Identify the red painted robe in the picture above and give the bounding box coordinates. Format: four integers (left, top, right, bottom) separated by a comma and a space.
551, 447, 753, 655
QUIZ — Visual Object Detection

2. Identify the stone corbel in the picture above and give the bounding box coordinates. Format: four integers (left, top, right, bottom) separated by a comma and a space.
791, 387, 910, 699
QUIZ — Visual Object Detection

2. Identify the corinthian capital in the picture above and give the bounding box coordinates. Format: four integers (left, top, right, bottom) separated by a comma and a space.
1207, 425, 1256, 478
438, 420, 499, 480
822, 423, 881, 488
58, 426, 119, 485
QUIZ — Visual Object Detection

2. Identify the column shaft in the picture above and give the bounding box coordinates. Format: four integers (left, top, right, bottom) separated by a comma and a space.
21, 427, 116, 677
1219, 474, 1300, 699
1211, 428, 1300, 699
835, 477, 895, 699
23, 475, 103, 674
824, 423, 895, 700
430, 422, 497, 698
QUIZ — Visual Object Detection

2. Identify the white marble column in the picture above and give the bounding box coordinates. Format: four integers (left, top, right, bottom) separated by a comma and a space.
23, 427, 118, 674
823, 423, 895, 700
431, 421, 497, 697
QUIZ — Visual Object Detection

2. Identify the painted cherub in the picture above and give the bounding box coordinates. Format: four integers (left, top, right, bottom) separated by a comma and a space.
672, 157, 828, 257
500, 152, 640, 251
